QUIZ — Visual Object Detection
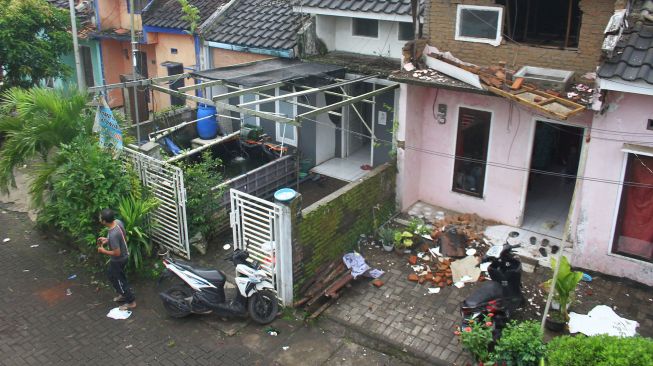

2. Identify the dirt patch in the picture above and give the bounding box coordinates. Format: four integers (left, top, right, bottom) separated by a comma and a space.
35, 282, 72, 306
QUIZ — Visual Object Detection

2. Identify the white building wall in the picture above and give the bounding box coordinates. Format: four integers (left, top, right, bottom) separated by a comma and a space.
315, 15, 408, 59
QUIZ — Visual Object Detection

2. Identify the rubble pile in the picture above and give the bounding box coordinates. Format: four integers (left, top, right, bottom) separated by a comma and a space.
398, 212, 497, 289
431, 213, 491, 244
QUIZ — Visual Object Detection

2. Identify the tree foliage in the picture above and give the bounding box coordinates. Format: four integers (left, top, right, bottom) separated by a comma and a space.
39, 137, 137, 246
0, 87, 93, 202
0, 0, 73, 89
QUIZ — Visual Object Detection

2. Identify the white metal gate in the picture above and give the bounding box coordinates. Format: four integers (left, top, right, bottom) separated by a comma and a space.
123, 148, 191, 259
230, 188, 293, 304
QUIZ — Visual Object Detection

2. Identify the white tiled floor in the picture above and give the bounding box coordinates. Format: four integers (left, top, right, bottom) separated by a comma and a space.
311, 146, 371, 182
521, 174, 575, 239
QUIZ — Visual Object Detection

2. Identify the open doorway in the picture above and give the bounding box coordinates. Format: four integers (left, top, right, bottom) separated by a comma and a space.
312, 82, 374, 182
522, 121, 583, 238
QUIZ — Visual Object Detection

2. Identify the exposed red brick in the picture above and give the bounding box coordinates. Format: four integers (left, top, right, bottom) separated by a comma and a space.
408, 255, 418, 265
372, 279, 384, 288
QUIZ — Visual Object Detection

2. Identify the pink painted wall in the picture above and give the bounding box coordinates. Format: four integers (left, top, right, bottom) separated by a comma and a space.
101, 39, 131, 107
399, 84, 592, 226
573, 92, 653, 285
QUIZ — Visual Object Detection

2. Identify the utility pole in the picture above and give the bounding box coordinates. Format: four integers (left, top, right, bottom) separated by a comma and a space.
68, 0, 85, 90
129, 0, 141, 146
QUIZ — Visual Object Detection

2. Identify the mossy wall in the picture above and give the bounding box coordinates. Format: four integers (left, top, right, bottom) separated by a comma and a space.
292, 164, 396, 298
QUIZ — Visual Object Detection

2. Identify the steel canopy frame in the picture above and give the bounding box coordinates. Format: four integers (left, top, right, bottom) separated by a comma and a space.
88, 71, 399, 128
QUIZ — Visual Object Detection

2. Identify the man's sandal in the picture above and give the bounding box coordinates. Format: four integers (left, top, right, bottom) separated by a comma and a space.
119, 302, 136, 311
113, 295, 126, 302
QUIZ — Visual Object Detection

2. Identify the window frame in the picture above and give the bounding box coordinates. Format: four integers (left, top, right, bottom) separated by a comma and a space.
609, 152, 653, 263
397, 22, 414, 41
240, 90, 260, 127
351, 17, 379, 39
275, 87, 298, 147
455, 4, 503, 46
451, 106, 493, 198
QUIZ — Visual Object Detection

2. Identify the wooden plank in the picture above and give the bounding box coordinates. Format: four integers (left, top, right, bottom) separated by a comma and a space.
486, 86, 585, 120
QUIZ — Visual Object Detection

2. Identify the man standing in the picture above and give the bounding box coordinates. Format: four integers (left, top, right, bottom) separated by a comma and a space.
97, 208, 136, 310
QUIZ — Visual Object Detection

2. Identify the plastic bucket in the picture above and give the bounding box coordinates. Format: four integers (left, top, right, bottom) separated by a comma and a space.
196, 104, 218, 140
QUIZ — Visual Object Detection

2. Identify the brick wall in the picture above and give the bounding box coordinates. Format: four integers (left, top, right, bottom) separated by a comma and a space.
292, 164, 396, 298
424, 0, 616, 74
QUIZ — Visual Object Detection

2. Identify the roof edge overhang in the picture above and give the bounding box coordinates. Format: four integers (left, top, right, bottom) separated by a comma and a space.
599, 77, 653, 96
388, 73, 492, 96
292, 6, 421, 23
205, 41, 295, 59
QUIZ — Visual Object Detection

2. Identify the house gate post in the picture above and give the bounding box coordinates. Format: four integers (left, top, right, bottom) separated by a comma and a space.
275, 190, 302, 307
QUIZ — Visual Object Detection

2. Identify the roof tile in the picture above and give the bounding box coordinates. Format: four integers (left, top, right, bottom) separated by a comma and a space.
203, 0, 306, 51
299, 0, 423, 17
142, 0, 227, 30
598, 22, 653, 84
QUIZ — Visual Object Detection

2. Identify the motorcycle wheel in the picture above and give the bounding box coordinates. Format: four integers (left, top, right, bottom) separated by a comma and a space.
162, 284, 193, 318
248, 289, 278, 325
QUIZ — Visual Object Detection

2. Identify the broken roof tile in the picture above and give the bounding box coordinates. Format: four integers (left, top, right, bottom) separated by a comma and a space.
599, 22, 653, 84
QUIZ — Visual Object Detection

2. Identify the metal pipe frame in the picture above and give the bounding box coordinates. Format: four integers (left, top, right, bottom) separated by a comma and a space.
296, 84, 399, 121
237, 74, 379, 108
87, 73, 190, 94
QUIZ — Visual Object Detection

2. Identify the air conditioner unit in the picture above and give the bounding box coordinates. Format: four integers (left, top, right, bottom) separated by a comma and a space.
514, 66, 574, 93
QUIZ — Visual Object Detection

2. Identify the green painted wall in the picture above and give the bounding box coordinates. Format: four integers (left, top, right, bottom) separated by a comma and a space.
57, 39, 103, 90
292, 164, 396, 299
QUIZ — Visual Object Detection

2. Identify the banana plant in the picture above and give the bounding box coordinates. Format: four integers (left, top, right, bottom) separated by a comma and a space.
543, 256, 583, 322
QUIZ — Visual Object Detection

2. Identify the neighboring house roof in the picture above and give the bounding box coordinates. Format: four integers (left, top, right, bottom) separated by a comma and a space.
142, 0, 227, 30
598, 22, 653, 84
45, 0, 96, 39
297, 0, 423, 16
203, 0, 307, 51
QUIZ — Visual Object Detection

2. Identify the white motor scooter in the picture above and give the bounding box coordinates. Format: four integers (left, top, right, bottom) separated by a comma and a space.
158, 248, 278, 324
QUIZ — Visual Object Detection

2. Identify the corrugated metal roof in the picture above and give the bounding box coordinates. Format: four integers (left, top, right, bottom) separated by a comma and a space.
142, 0, 226, 30
203, 0, 307, 51
598, 21, 653, 84
298, 0, 423, 16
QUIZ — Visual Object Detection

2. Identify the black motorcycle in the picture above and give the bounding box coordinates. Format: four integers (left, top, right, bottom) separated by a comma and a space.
158, 249, 278, 325
460, 243, 525, 336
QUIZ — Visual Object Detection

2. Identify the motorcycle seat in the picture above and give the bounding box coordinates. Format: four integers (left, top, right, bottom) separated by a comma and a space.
462, 281, 503, 309
175, 260, 226, 284
193, 269, 225, 284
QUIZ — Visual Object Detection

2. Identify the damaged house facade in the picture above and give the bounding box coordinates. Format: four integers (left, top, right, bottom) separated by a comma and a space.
393, 0, 653, 285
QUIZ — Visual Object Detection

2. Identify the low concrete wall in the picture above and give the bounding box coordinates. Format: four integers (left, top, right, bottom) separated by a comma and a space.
292, 164, 396, 298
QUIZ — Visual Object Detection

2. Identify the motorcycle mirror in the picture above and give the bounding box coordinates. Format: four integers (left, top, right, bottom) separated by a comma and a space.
157, 248, 170, 257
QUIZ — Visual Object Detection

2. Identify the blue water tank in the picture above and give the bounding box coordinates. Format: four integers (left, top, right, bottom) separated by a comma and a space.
196, 104, 218, 140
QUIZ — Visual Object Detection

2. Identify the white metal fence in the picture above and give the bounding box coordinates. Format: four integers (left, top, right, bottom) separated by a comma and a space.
123, 148, 191, 259
230, 188, 293, 305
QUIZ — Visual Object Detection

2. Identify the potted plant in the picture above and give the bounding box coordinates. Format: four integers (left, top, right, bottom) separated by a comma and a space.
542, 255, 583, 332
393, 230, 414, 254
455, 315, 494, 366
407, 217, 431, 246
378, 227, 395, 252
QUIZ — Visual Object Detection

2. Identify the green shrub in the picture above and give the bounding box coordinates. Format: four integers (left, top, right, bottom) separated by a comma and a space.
456, 315, 494, 363
546, 335, 653, 366
39, 138, 137, 247
492, 321, 545, 366
176, 151, 225, 240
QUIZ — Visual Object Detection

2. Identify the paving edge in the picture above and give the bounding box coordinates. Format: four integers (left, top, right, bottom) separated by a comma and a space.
318, 314, 451, 366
